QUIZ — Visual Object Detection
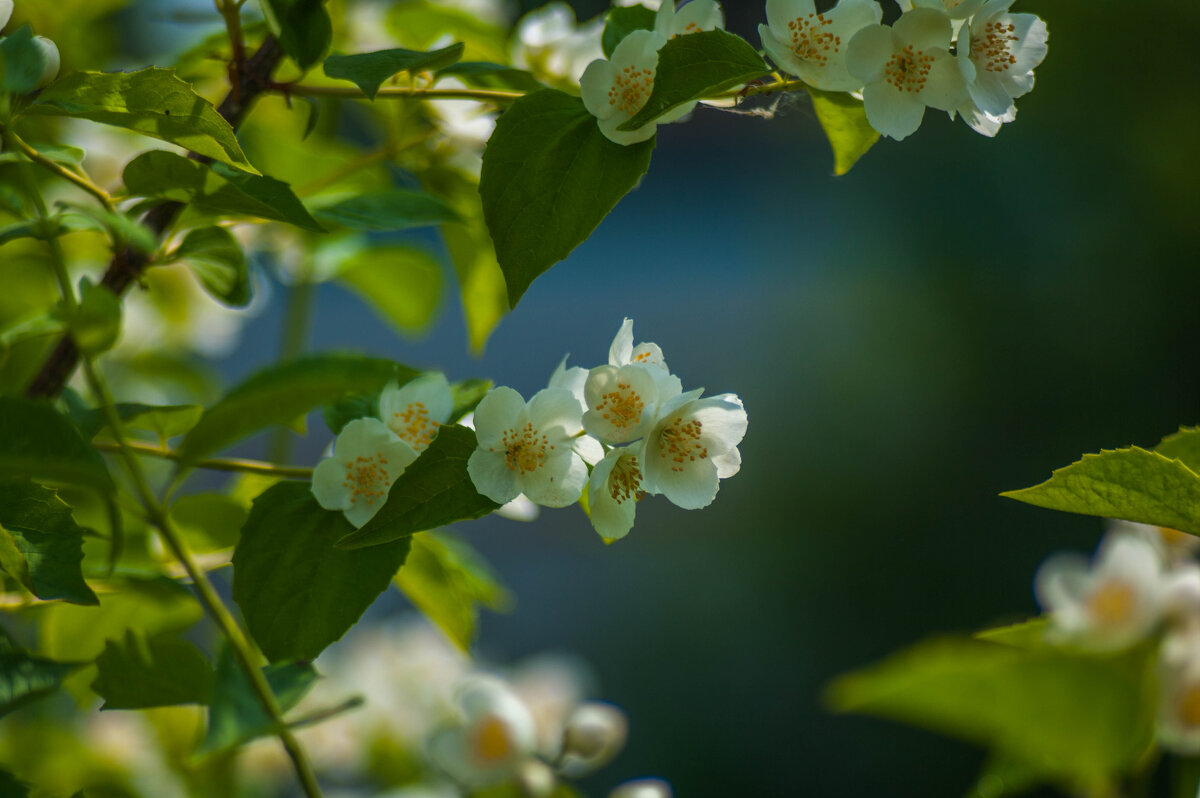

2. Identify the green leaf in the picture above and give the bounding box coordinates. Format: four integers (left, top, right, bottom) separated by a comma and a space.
334, 243, 442, 335
437, 61, 544, 92
1158, 427, 1200, 474
0, 397, 113, 491
92, 630, 214, 709
59, 204, 159, 253
0, 769, 30, 798
1001, 447, 1200, 536
179, 353, 419, 464
122, 151, 323, 232
324, 43, 465, 100
337, 425, 500, 550
0, 143, 85, 166
395, 530, 511, 651
71, 402, 203, 442
232, 482, 412, 662
169, 493, 248, 554
828, 638, 1156, 792
29, 69, 256, 171
807, 87, 879, 176
203, 648, 317, 752
313, 189, 461, 231
480, 89, 655, 307
0, 26, 48, 95
260, 0, 332, 71
61, 278, 121, 356
974, 618, 1049, 649
0, 628, 83, 718
602, 5, 657, 59
619, 30, 770, 130
0, 481, 98, 605
170, 226, 251, 307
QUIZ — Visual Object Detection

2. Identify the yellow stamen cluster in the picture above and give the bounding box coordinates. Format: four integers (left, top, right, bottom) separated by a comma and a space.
594, 382, 645, 431
884, 45, 934, 93
658, 416, 708, 473
343, 453, 390, 507
493, 423, 554, 474
609, 455, 646, 504
787, 13, 839, 66
971, 20, 1018, 73
1086, 580, 1136, 627
470, 715, 513, 764
391, 401, 439, 449
608, 64, 654, 115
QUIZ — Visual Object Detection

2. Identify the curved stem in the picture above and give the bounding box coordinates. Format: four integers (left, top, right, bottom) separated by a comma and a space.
92, 439, 314, 479
272, 82, 522, 103
4, 129, 115, 212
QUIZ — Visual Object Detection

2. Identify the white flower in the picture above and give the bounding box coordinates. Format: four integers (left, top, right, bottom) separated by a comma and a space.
610, 779, 674, 798
379, 372, 453, 453
655, 0, 724, 40
607, 317, 682, 399
1157, 622, 1200, 754
549, 354, 589, 415
509, 653, 593, 758
33, 36, 60, 89
587, 446, 647, 541
1034, 533, 1167, 651
759, 0, 882, 92
846, 8, 968, 140
1109, 519, 1200, 561
427, 674, 538, 788
311, 418, 419, 527
584, 365, 666, 444
512, 2, 604, 84
1164, 564, 1200, 620
467, 387, 588, 508
561, 702, 629, 777
642, 391, 747, 510
956, 0, 1047, 115
581, 29, 694, 146
0, 0, 12, 31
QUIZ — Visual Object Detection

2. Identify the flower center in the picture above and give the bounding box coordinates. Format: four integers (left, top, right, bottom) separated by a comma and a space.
608, 64, 654, 115
497, 422, 551, 474
609, 455, 646, 504
1086, 580, 1136, 627
786, 14, 839, 66
658, 416, 708, 473
1180, 684, 1200, 728
390, 401, 439, 450
884, 45, 934, 93
594, 382, 646, 430
970, 19, 1018, 73
342, 453, 390, 506
470, 714, 513, 764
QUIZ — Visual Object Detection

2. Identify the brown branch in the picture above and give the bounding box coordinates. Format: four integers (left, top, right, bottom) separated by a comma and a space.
25, 35, 284, 399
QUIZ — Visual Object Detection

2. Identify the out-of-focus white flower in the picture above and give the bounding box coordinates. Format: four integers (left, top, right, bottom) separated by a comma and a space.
515, 759, 557, 797
654, 0, 724, 39
581, 29, 693, 145
467, 386, 588, 508
610, 779, 674, 798
430, 77, 498, 147
587, 446, 647, 541
759, 0, 882, 92
85, 712, 189, 798
427, 674, 538, 788
642, 390, 747, 510
1157, 622, 1200, 754
1165, 564, 1200, 620
380, 372, 453, 453
33, 36, 59, 89
509, 653, 594, 758
346, 1, 398, 51
561, 702, 629, 777
1035, 533, 1167, 651
1109, 519, 1200, 561
311, 418, 419, 527
512, 2, 604, 84
0, 0, 12, 30
375, 784, 463, 798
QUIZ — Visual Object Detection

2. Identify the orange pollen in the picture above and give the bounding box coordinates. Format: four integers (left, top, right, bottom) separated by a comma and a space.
594, 382, 645, 430
608, 455, 645, 504
1180, 684, 1200, 728
785, 13, 839, 66
470, 715, 513, 764
342, 452, 389, 506
1160, 526, 1195, 547
1086, 580, 1136, 627
657, 416, 708, 473
502, 422, 550, 474
884, 45, 934, 93
391, 401, 439, 449
607, 64, 654, 115
971, 20, 1019, 73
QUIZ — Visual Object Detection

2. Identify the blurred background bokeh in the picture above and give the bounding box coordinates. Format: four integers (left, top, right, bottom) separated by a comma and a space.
3, 0, 1199, 795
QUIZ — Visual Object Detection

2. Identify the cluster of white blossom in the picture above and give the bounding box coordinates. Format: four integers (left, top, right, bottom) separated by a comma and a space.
467, 318, 748, 542
0, 0, 60, 89
1035, 522, 1200, 754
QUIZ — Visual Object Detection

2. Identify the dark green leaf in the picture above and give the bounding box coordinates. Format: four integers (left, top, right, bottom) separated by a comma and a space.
1001, 447, 1200, 535
324, 43, 465, 100
179, 353, 418, 464
170, 493, 248, 554
0, 26, 48, 95
232, 482, 412, 661
807, 87, 879, 176
122, 151, 323, 232
0, 628, 83, 718
334, 243, 441, 334
620, 30, 769, 130
314, 189, 461, 231
0, 769, 30, 798
28, 69, 256, 171
1158, 427, 1200, 474
203, 647, 317, 752
92, 630, 214, 709
337, 425, 499, 550
171, 226, 251, 307
0, 481, 98, 605
602, 5, 657, 59
71, 401, 203, 442
0, 216, 87, 247
480, 89, 655, 306
62, 278, 121, 356
437, 61, 544, 92
260, 0, 332, 71
0, 397, 113, 491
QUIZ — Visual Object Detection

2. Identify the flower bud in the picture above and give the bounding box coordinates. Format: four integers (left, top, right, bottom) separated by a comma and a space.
0, 0, 12, 31
33, 36, 59, 89
515, 759, 556, 797
562, 702, 627, 772
608, 778, 673, 798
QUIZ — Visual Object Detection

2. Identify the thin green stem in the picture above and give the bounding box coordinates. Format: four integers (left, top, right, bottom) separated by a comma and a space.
3, 129, 115, 212
272, 82, 522, 104
92, 439, 314, 479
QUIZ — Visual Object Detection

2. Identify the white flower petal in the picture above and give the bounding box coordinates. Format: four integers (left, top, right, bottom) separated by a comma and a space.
765, 0, 818, 35
521, 450, 588, 508
311, 457, 349, 510
672, 0, 723, 36
587, 451, 639, 541
608, 318, 635, 366
599, 115, 658, 145
690, 393, 748, 456
379, 372, 453, 451
647, 454, 719, 510
1007, 13, 1048, 74
528, 387, 584, 438
583, 364, 659, 444
919, 51, 968, 111
893, 7, 952, 52
861, 81, 926, 140
845, 24, 894, 84
581, 59, 618, 120
472, 387, 527, 446
468, 448, 522, 506
548, 355, 589, 414
711, 446, 741, 479
574, 434, 606, 466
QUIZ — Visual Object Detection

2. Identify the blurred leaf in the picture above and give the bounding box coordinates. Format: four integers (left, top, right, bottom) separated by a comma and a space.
480, 89, 655, 306
386, 1, 508, 62
313, 188, 461, 231
0, 769, 30, 798
621, 30, 770, 130
395, 530, 511, 651
334, 243, 441, 334
602, 5, 657, 59
1002, 447, 1200, 535
232, 482, 412, 662
438, 62, 544, 92
170, 226, 251, 307
974, 618, 1049, 649
0, 26, 48, 94
59, 204, 158, 253
260, 0, 331, 71
28, 68, 256, 171
1157, 427, 1200, 474
169, 493, 248, 554
966, 754, 1044, 798
324, 43, 464, 100
122, 150, 322, 232
0, 397, 113, 491
60, 278, 120, 356
450, 378, 491, 422
337, 425, 499, 550
70, 401, 203, 442
828, 638, 1156, 792
0, 216, 86, 247
807, 87, 879, 176
0, 481, 97, 605
202, 648, 317, 752
0, 143, 84, 166
0, 627, 83, 718
92, 630, 214, 709
179, 353, 418, 465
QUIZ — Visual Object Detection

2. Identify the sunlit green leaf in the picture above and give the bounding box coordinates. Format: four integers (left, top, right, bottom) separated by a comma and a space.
1157, 427, 1200, 474
313, 189, 461, 231
602, 5, 657, 59
807, 88, 879, 176
92, 630, 214, 709
0, 397, 113, 491
334, 243, 441, 335
324, 43, 464, 100
202, 648, 317, 752
169, 493, 248, 554
260, 0, 331, 71
974, 618, 1049, 649
170, 225, 251, 307
0, 628, 83, 718
70, 401, 203, 442
0, 481, 97, 605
